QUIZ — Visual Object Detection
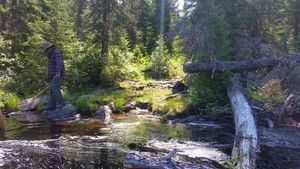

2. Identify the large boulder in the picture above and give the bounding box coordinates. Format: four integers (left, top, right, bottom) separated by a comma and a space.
44, 104, 77, 122
93, 102, 114, 121
18, 95, 49, 112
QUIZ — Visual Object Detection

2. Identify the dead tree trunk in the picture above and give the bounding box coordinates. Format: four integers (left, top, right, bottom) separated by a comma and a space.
183, 55, 300, 168
227, 76, 258, 169
183, 54, 300, 73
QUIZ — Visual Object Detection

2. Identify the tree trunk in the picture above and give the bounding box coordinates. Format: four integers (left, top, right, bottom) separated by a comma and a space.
0, 0, 7, 30
76, 0, 84, 39
39, 0, 49, 13
183, 54, 300, 73
227, 75, 258, 169
293, 0, 300, 39
101, 0, 111, 61
10, 0, 18, 56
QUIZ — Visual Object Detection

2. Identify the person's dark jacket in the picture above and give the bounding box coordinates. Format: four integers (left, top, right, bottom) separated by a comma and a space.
47, 48, 65, 80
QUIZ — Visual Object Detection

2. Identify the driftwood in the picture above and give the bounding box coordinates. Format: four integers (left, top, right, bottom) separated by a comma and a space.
227, 76, 258, 169
183, 54, 300, 73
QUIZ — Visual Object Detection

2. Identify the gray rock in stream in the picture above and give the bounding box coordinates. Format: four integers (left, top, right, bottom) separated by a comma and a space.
18, 95, 49, 111
93, 102, 114, 121
124, 151, 227, 169
147, 140, 230, 161
43, 104, 77, 122
125, 139, 229, 169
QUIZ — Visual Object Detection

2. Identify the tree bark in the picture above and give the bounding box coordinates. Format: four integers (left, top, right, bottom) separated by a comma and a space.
101, 0, 111, 61
76, 0, 85, 39
10, 0, 18, 56
0, 0, 7, 30
227, 76, 258, 169
293, 0, 300, 39
183, 54, 300, 73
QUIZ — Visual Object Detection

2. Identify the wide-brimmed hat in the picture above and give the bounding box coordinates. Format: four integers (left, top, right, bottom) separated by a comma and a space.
43, 42, 54, 51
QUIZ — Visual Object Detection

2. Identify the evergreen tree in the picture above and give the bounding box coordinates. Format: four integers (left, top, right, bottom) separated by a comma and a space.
137, 0, 154, 54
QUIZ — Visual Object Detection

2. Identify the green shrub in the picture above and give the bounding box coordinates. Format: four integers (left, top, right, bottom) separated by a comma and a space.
0, 89, 21, 112
249, 78, 287, 110
145, 35, 171, 79
5, 93, 21, 112
76, 98, 94, 116
190, 73, 231, 110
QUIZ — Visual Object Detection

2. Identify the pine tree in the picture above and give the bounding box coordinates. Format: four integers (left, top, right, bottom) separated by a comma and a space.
137, 0, 154, 54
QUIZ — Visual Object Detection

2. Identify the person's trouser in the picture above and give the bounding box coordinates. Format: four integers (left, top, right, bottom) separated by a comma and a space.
48, 77, 65, 109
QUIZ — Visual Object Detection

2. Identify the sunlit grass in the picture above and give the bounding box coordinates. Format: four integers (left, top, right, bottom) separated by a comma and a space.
0, 89, 21, 112
70, 80, 190, 118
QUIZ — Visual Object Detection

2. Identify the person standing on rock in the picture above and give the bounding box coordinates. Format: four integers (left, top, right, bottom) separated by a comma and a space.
43, 42, 66, 110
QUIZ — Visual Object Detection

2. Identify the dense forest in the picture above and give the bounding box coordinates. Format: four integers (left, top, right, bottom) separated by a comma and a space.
0, 0, 299, 97
0, 0, 300, 168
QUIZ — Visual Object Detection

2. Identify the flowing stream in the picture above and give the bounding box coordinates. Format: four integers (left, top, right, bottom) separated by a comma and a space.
0, 113, 234, 169
0, 113, 299, 169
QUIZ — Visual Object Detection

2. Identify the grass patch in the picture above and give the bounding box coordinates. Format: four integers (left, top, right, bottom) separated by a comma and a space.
70, 79, 190, 118
115, 98, 125, 112
0, 89, 21, 112
158, 97, 191, 120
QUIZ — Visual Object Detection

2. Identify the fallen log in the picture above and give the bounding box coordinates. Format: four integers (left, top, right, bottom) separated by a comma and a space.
227, 76, 258, 169
183, 54, 300, 73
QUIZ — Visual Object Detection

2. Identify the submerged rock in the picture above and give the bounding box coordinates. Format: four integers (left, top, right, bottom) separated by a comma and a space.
170, 115, 223, 128
147, 140, 230, 161
44, 104, 77, 122
259, 127, 300, 149
124, 150, 227, 169
8, 111, 45, 123
124, 139, 229, 169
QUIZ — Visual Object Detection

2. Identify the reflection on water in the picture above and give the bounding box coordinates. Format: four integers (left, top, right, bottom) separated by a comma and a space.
0, 114, 235, 168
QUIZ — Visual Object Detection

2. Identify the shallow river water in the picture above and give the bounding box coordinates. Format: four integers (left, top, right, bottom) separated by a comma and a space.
0, 113, 299, 169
